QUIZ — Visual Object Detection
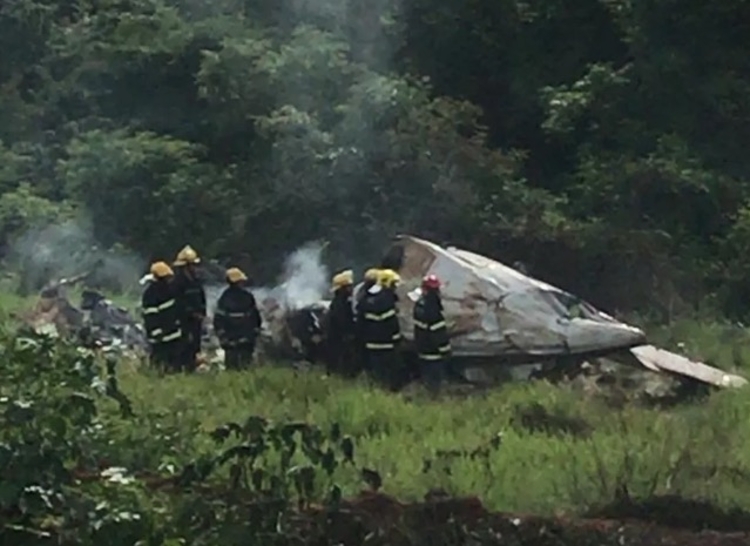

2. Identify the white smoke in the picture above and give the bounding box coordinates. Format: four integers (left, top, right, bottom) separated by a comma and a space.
204, 284, 224, 315
272, 241, 330, 309
9, 218, 145, 294
204, 241, 331, 315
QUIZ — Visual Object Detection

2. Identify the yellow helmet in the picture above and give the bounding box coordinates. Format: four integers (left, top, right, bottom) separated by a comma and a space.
331, 269, 354, 290
364, 268, 380, 281
174, 245, 200, 266
150, 261, 174, 279
377, 268, 401, 288
226, 267, 248, 284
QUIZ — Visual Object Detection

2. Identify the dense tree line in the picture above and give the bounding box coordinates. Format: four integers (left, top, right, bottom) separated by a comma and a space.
1, 0, 750, 317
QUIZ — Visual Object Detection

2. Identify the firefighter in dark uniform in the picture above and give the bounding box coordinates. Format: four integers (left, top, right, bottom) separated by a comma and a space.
360, 268, 401, 389
141, 261, 183, 373
354, 268, 380, 372
213, 267, 262, 370
413, 274, 451, 393
354, 268, 380, 313
325, 269, 356, 377
173, 245, 206, 373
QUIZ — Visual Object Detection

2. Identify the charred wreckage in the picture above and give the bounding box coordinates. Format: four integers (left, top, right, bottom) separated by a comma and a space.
21, 235, 748, 396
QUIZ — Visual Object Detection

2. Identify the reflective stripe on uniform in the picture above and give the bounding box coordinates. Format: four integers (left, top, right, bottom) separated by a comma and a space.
216, 309, 252, 318
149, 328, 181, 344
365, 342, 394, 350
220, 337, 251, 347
364, 309, 396, 321
149, 330, 181, 343
439, 344, 451, 353
144, 299, 176, 315
418, 353, 444, 360
162, 330, 181, 342
392, 332, 401, 341
414, 319, 445, 331
414, 319, 446, 331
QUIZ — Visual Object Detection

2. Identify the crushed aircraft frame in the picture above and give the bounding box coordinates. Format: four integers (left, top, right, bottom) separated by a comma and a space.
269, 234, 746, 390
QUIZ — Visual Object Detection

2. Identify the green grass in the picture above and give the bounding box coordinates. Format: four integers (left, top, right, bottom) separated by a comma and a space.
6, 283, 750, 518
103, 353, 750, 517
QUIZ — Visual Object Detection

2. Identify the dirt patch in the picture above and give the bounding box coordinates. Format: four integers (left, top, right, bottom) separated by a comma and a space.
588, 495, 750, 532
166, 482, 750, 545
74, 469, 750, 545
316, 492, 750, 546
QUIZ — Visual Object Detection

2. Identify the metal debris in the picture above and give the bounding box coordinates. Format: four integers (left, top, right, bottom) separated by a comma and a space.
21, 235, 749, 394
269, 234, 747, 391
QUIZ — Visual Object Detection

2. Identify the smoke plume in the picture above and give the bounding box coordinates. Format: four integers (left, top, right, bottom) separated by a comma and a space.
205, 241, 331, 315
8, 218, 145, 295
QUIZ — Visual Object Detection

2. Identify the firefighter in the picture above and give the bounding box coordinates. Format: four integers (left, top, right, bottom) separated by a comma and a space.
213, 267, 262, 370
325, 269, 356, 377
354, 268, 380, 370
173, 245, 206, 372
141, 261, 183, 373
413, 274, 451, 393
354, 268, 380, 313
360, 268, 402, 389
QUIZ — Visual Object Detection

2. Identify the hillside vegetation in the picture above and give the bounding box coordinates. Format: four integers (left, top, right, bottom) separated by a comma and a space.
1, 0, 750, 317
4, 2, 750, 544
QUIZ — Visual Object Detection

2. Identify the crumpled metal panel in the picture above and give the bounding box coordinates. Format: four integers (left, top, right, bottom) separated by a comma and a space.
386, 235, 647, 358
630, 345, 748, 388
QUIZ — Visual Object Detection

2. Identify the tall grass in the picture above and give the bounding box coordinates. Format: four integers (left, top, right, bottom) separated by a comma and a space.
4, 285, 750, 516
104, 353, 750, 516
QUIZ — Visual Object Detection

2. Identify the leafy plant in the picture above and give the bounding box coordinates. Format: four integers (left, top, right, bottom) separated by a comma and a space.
0, 331, 148, 545
181, 417, 357, 510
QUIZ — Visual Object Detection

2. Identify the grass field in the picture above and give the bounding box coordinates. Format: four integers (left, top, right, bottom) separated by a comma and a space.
100, 319, 750, 518
5, 282, 750, 544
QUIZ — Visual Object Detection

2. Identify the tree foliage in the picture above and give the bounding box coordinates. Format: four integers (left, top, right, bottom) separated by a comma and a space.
2, 0, 750, 315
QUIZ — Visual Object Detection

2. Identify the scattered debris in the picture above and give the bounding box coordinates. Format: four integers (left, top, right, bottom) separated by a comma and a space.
19, 235, 749, 400
629, 345, 747, 388
23, 280, 147, 357
276, 234, 747, 395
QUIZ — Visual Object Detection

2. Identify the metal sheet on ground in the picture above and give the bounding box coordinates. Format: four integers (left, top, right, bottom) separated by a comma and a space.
630, 345, 748, 388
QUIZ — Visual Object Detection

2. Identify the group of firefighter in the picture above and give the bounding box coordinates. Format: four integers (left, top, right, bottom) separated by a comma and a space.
140, 245, 452, 391
328, 267, 452, 391
141, 245, 262, 373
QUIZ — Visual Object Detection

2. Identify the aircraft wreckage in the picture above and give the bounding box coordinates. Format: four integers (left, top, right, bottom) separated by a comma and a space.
20, 234, 747, 390
263, 235, 747, 390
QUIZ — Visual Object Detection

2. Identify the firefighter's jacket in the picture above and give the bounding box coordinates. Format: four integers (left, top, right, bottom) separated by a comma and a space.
327, 287, 355, 342
353, 280, 374, 315
353, 280, 375, 342
360, 286, 401, 351
175, 267, 207, 319
213, 284, 262, 349
413, 291, 451, 360
141, 280, 182, 345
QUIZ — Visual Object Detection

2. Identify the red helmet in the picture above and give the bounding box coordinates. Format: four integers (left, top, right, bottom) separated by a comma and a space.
421, 274, 441, 290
